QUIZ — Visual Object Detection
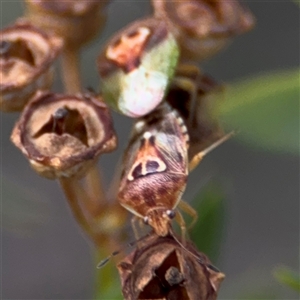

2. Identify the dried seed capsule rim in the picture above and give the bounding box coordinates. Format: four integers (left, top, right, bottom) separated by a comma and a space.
26, 0, 110, 16
0, 19, 63, 92
12, 91, 116, 170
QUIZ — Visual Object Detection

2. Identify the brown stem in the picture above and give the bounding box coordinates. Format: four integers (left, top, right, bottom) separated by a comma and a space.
106, 157, 124, 201
59, 45, 109, 239
84, 164, 106, 214
61, 46, 82, 93
59, 177, 97, 240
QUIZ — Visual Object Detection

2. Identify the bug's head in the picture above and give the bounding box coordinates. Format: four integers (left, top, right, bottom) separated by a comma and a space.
144, 208, 176, 237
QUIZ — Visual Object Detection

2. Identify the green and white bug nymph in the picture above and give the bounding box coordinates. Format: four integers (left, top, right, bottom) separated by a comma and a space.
97, 17, 179, 118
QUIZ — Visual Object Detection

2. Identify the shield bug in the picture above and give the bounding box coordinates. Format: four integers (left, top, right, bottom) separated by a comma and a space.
97, 17, 179, 118
118, 103, 189, 237
118, 99, 233, 238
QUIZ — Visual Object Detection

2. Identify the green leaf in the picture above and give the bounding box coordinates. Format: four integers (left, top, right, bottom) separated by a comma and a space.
190, 182, 226, 263
216, 69, 300, 154
292, 0, 300, 7
1, 175, 49, 236
273, 265, 300, 292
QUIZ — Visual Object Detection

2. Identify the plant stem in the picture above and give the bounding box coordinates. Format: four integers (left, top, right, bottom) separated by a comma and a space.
59, 45, 109, 238
59, 177, 96, 240
61, 46, 82, 93
84, 164, 106, 214
59, 43, 125, 299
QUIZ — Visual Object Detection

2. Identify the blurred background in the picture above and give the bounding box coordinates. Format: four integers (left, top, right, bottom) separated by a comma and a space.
1, 1, 299, 299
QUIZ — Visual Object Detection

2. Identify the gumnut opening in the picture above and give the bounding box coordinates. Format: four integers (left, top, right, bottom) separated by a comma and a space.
11, 91, 117, 179
0, 19, 63, 112
118, 233, 225, 300
25, 0, 110, 47
151, 0, 255, 62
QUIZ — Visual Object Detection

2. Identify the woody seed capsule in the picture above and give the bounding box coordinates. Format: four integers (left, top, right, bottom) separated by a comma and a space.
11, 91, 116, 179
0, 19, 63, 112
97, 17, 180, 118
151, 0, 255, 62
25, 0, 109, 47
118, 233, 225, 300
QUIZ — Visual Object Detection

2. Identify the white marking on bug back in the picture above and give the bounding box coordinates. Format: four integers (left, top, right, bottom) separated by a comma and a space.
120, 66, 167, 117
143, 131, 152, 139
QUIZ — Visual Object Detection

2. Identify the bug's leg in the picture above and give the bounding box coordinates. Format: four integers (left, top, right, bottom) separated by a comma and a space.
131, 215, 143, 240
172, 76, 197, 128
178, 200, 198, 230
189, 131, 235, 172
174, 210, 187, 245
176, 63, 201, 79
172, 64, 201, 125
171, 75, 197, 101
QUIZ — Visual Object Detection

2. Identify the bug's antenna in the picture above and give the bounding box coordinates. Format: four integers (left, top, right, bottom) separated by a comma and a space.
189, 131, 235, 172
169, 228, 220, 273
96, 233, 151, 269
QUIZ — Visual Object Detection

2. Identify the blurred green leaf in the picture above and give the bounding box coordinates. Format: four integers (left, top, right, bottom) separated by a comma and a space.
292, 0, 300, 7
273, 265, 300, 292
216, 69, 299, 154
190, 182, 226, 263
1, 175, 49, 236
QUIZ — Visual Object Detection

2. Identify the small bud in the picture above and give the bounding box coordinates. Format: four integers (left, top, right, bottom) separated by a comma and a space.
0, 19, 63, 112
97, 17, 180, 118
11, 91, 117, 179
25, 0, 109, 47
167, 67, 224, 159
151, 0, 255, 62
118, 233, 225, 300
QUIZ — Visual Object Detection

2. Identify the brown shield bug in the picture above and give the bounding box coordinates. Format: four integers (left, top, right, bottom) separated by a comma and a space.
118, 103, 189, 237
118, 101, 232, 239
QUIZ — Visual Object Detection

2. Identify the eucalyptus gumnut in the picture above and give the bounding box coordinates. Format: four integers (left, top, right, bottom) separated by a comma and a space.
0, 19, 63, 112
118, 233, 225, 300
151, 0, 255, 62
25, 0, 110, 47
97, 17, 180, 118
11, 91, 117, 179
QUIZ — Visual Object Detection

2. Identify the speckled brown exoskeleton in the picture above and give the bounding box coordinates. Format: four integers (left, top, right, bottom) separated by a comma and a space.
118, 101, 233, 239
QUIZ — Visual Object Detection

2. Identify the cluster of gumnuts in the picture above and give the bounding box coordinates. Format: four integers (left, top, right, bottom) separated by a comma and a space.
0, 1, 255, 299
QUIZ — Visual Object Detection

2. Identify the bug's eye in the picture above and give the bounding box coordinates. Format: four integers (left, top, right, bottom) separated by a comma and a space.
143, 216, 149, 225
166, 210, 176, 219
